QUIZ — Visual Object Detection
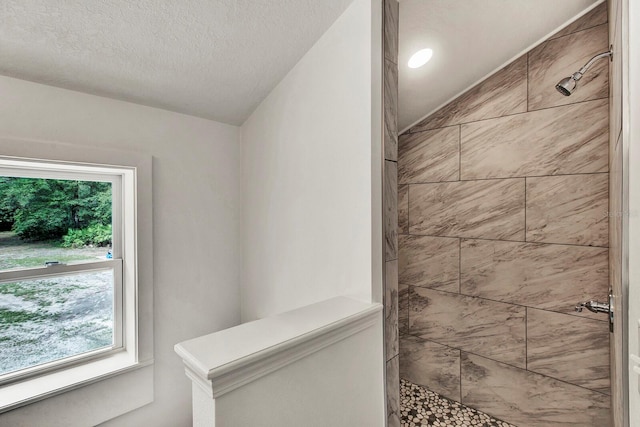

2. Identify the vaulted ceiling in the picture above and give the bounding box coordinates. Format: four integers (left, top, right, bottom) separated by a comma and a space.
0, 0, 353, 125
0, 0, 602, 129
398, 0, 600, 130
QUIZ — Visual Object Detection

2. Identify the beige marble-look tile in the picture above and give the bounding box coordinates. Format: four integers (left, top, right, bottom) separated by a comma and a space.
384, 0, 398, 64
408, 56, 527, 133
385, 160, 398, 261
385, 260, 399, 360
610, 0, 620, 46
460, 239, 608, 320
400, 335, 461, 401
529, 24, 609, 110
398, 184, 408, 235
610, 0, 622, 150
384, 59, 398, 161
549, 3, 608, 40
409, 287, 526, 367
461, 353, 611, 427
399, 283, 409, 335
387, 355, 401, 427
527, 308, 610, 394
460, 99, 609, 179
409, 179, 525, 240
399, 126, 459, 184
399, 235, 459, 293
526, 174, 609, 247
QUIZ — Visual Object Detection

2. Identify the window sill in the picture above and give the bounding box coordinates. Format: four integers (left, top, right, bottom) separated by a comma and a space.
0, 351, 153, 413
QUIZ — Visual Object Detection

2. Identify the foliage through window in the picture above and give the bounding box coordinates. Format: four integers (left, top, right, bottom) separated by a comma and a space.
0, 171, 122, 381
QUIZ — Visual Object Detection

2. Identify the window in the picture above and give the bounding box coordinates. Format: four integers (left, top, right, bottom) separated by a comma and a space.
0, 168, 123, 383
0, 149, 151, 414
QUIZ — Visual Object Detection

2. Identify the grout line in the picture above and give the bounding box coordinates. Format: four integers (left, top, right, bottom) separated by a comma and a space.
525, 307, 528, 369
458, 125, 462, 181
407, 285, 411, 337
549, 22, 609, 42
406, 334, 611, 397
407, 285, 609, 323
526, 51, 530, 112
406, 185, 410, 235
400, 171, 610, 186
458, 238, 462, 294
524, 177, 528, 242
404, 96, 608, 135
459, 348, 462, 402
402, 233, 610, 250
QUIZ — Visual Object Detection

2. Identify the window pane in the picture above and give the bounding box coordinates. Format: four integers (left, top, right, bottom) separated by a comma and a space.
0, 177, 113, 271
0, 270, 114, 376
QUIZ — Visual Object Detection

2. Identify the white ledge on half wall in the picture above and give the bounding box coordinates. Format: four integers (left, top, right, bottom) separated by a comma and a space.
174, 296, 383, 400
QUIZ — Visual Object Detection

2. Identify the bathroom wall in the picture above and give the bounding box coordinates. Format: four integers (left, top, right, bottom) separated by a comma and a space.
398, 4, 613, 425
0, 76, 242, 426
241, 0, 383, 322
382, 0, 400, 425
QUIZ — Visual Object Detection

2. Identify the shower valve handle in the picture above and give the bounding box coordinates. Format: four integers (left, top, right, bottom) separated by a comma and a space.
575, 300, 609, 314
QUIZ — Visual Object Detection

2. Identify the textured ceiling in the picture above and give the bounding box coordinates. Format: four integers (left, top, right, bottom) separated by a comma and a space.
398, 0, 600, 131
0, 0, 353, 125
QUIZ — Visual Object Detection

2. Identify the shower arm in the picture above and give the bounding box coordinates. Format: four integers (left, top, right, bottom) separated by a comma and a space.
572, 50, 613, 81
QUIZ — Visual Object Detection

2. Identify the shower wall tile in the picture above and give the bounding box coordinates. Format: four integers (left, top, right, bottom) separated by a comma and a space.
398, 5, 612, 424
549, 3, 608, 40
460, 239, 608, 320
526, 173, 609, 247
384, 0, 399, 65
610, 136, 623, 314
460, 99, 609, 179
610, 0, 622, 150
528, 24, 609, 111
610, 0, 620, 47
461, 353, 612, 427
398, 185, 408, 235
387, 355, 401, 427
384, 59, 398, 161
385, 160, 398, 261
399, 235, 459, 293
400, 335, 461, 401
409, 287, 526, 367
409, 179, 525, 240
383, 0, 399, 421
385, 260, 399, 360
527, 308, 610, 394
399, 283, 409, 336
398, 126, 459, 184
408, 56, 527, 133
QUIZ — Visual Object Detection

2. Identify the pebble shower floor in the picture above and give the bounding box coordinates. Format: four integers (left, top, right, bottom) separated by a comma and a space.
400, 379, 517, 427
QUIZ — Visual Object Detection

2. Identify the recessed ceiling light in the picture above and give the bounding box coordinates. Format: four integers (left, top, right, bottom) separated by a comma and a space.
408, 48, 433, 68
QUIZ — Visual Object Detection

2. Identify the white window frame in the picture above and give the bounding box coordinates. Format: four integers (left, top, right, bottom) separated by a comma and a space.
0, 145, 153, 414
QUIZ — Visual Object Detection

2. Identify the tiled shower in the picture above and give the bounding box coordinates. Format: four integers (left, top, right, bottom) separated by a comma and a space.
385, 2, 621, 426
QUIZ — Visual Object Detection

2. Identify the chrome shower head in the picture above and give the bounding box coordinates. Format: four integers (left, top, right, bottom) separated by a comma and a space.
555, 50, 612, 96
556, 75, 579, 96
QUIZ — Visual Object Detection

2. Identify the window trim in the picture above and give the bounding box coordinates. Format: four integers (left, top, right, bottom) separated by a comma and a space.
0, 166, 126, 384
0, 261, 123, 386
0, 142, 153, 414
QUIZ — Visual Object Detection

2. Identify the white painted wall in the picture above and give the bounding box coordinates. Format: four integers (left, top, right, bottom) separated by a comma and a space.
240, 0, 383, 321
215, 314, 385, 427
0, 76, 242, 427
